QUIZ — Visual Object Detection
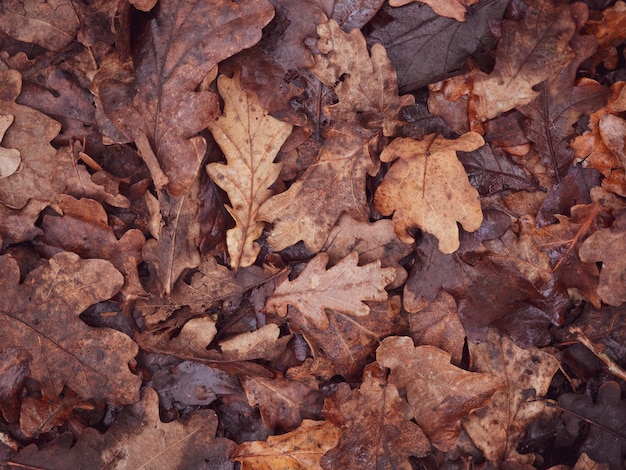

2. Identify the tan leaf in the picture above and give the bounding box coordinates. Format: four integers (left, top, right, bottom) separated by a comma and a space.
463, 328, 560, 465
207, 73, 292, 269
376, 336, 505, 451
266, 252, 396, 329
389, 0, 479, 22
0, 114, 20, 179
471, 0, 576, 120
374, 133, 484, 253
323, 214, 413, 289
321, 363, 430, 469
0, 0, 80, 51
259, 125, 380, 252
0, 252, 140, 404
312, 19, 414, 135
579, 211, 626, 306
233, 419, 342, 470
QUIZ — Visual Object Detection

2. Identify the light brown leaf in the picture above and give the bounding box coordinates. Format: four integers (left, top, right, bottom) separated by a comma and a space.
463, 328, 560, 465
266, 252, 396, 329
321, 363, 431, 469
207, 73, 292, 269
374, 133, 484, 253
471, 0, 576, 120
312, 19, 414, 135
0, 252, 140, 404
323, 214, 413, 289
0, 114, 20, 178
376, 336, 505, 451
0, 0, 80, 51
233, 419, 342, 470
259, 125, 380, 252
389, 0, 479, 22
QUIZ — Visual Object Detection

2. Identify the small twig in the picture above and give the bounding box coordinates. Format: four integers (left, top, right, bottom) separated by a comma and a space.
569, 326, 626, 381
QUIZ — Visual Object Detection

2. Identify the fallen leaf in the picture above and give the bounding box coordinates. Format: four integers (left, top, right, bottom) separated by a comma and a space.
472, 0, 576, 120
265, 252, 395, 329
0, 199, 45, 248
233, 419, 341, 470
389, 0, 479, 21
367, 0, 509, 92
259, 124, 381, 252
0, 0, 80, 51
207, 73, 292, 269
97, 0, 275, 196
0, 348, 30, 424
374, 132, 485, 253
0, 252, 140, 404
312, 19, 414, 135
321, 363, 431, 469
323, 214, 413, 288
377, 336, 505, 451
0, 114, 20, 178
585, 0, 626, 70
463, 328, 560, 465
579, 210, 626, 306
330, 0, 386, 30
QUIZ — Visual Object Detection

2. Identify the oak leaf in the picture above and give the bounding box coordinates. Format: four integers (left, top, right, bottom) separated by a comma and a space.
266, 252, 395, 330
374, 132, 485, 253
312, 19, 414, 135
97, 0, 275, 196
389, 0, 479, 22
376, 336, 505, 451
579, 210, 626, 306
472, 0, 576, 120
321, 363, 430, 469
207, 73, 292, 269
259, 124, 380, 252
233, 419, 342, 470
0, 252, 140, 404
463, 328, 560, 466
0, 114, 19, 178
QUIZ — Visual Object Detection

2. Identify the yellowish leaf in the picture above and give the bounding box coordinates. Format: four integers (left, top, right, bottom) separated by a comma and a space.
374, 133, 484, 253
207, 73, 292, 269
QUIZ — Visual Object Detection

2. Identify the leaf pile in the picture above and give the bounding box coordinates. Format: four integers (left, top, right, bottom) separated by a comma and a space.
2, 0, 626, 468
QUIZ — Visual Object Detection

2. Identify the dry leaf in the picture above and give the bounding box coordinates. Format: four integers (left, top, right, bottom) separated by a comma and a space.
0, 252, 140, 404
376, 336, 505, 451
389, 0, 479, 22
321, 363, 430, 469
0, 114, 20, 178
207, 73, 292, 269
463, 328, 560, 465
312, 19, 414, 135
472, 0, 576, 120
266, 252, 396, 329
374, 132, 485, 253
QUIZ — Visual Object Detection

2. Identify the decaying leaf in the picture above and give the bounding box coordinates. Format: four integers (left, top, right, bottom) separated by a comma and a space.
374, 132, 485, 253
463, 328, 560, 466
0, 252, 140, 404
233, 419, 342, 470
97, 0, 275, 196
389, 0, 479, 22
0, 114, 20, 178
472, 0, 576, 120
266, 252, 395, 329
312, 19, 414, 135
207, 73, 292, 269
579, 210, 626, 306
377, 336, 505, 451
321, 363, 430, 469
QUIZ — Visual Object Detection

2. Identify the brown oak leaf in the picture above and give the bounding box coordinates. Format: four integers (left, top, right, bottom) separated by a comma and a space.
265, 252, 396, 330
374, 132, 485, 253
233, 419, 342, 470
389, 0, 479, 22
97, 0, 275, 196
207, 73, 292, 269
463, 328, 560, 466
0, 114, 20, 178
472, 0, 576, 120
377, 336, 505, 451
321, 363, 430, 469
0, 252, 140, 404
